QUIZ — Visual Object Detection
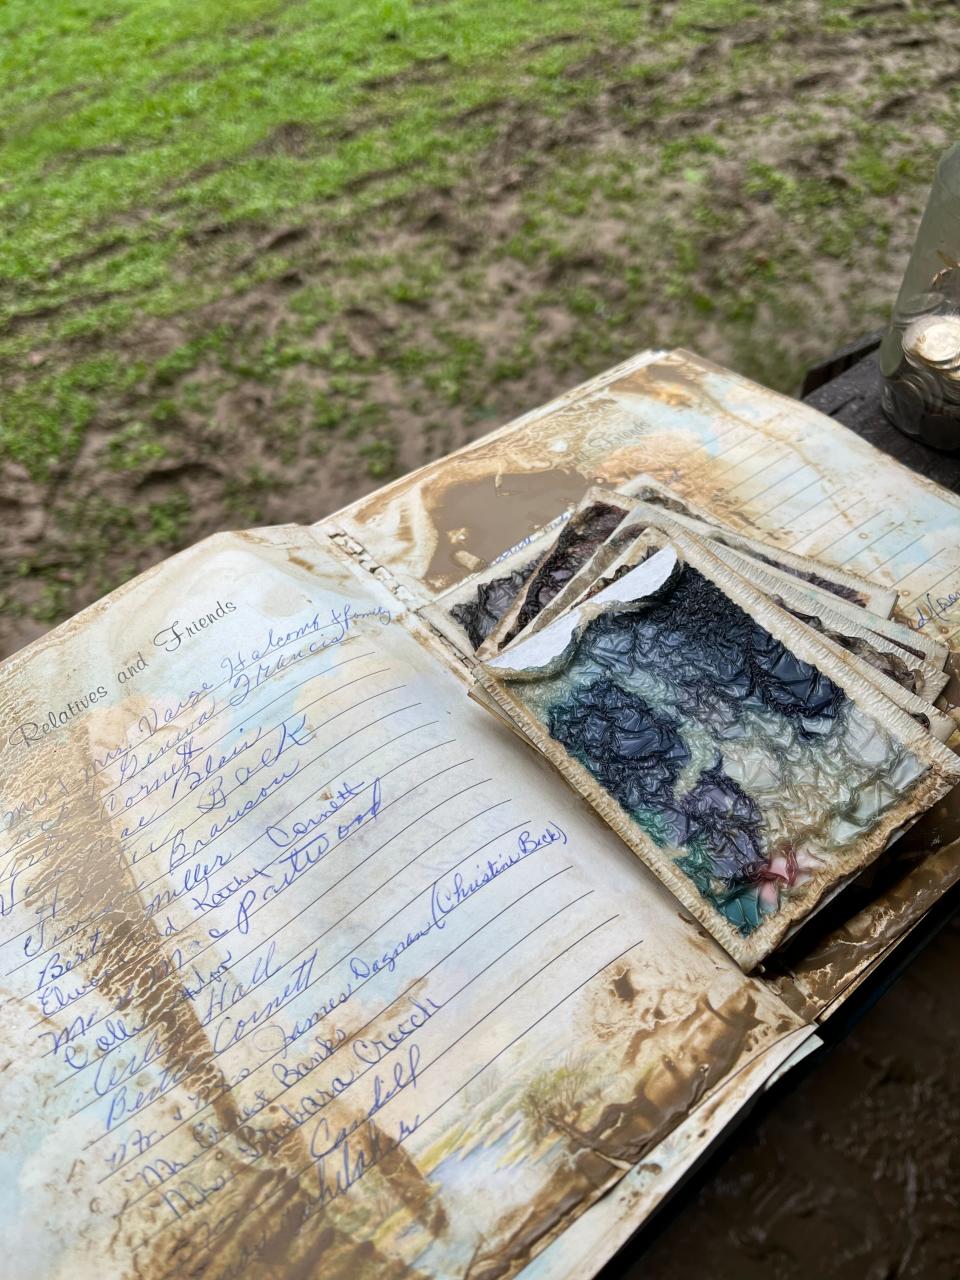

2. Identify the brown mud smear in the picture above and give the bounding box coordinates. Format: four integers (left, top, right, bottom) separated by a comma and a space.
627, 912, 960, 1280
7, 711, 444, 1280
422, 469, 587, 589
465, 989, 769, 1280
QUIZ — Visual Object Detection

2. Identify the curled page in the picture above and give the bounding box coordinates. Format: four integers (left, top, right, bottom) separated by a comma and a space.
620, 473, 898, 615
478, 496, 630, 658
481, 528, 960, 970
486, 547, 679, 680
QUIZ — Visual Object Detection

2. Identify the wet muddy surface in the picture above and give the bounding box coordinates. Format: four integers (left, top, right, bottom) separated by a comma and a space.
4, 3, 959, 657
614, 909, 960, 1280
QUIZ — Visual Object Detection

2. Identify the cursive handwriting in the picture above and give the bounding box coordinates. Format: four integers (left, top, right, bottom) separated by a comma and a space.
915, 585, 960, 629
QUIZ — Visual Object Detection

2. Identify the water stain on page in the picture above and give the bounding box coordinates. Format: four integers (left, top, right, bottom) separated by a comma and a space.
610, 352, 771, 432
605, 354, 860, 541
286, 552, 319, 575
335, 372, 767, 597
465, 986, 771, 1280
339, 404, 625, 590
10, 715, 439, 1280
421, 469, 587, 588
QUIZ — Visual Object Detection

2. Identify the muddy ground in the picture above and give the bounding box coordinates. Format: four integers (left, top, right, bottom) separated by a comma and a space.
621, 912, 960, 1280
2, 0, 959, 656
2, 2, 959, 1275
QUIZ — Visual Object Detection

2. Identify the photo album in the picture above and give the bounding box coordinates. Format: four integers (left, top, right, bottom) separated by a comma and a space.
2, 348, 958, 1280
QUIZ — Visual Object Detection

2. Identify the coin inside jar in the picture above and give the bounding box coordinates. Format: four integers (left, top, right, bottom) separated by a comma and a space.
902, 314, 960, 368
883, 372, 928, 435
895, 289, 945, 320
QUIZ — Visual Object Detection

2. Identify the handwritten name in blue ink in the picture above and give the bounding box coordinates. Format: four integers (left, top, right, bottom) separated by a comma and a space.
915, 585, 960, 630
348, 820, 566, 982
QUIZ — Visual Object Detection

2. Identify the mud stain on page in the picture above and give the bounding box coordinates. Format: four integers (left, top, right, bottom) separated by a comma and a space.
421, 469, 587, 590
464, 986, 774, 1280
2, 721, 420, 1280
332, 379, 655, 595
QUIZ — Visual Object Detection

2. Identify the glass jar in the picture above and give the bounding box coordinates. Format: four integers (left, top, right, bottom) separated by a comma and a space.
881, 143, 960, 450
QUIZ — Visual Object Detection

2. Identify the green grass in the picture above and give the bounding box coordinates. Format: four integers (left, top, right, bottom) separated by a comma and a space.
0, 1, 636, 311
0, 0, 958, 647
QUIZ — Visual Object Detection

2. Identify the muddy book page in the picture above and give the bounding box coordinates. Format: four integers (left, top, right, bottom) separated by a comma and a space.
0, 525, 808, 1280
328, 347, 960, 1013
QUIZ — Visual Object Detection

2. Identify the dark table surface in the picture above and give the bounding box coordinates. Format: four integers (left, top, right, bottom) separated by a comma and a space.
601, 343, 960, 1280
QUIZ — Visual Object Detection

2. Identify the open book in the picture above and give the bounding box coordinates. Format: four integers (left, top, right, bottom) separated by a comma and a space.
2, 349, 958, 1280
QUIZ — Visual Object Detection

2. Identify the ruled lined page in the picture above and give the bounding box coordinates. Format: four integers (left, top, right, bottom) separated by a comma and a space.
323, 345, 960, 1095
0, 526, 801, 1280
332, 350, 960, 659
605, 354, 960, 650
